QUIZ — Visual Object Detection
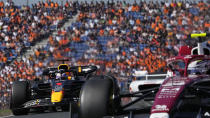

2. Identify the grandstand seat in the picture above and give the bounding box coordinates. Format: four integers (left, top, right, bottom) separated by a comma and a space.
50, 25, 57, 31
189, 8, 199, 16
7, 57, 13, 62
25, 42, 31, 47
81, 36, 89, 41
0, 46, 6, 50
139, 44, 145, 50
151, 47, 157, 51
3, 17, 10, 23
0, 62, 4, 67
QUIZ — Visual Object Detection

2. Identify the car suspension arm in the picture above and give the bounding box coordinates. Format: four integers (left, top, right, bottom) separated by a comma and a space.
121, 89, 157, 110
120, 87, 159, 97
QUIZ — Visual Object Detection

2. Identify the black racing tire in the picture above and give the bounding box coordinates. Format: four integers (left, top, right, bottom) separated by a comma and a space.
69, 102, 79, 118
79, 75, 120, 118
11, 81, 29, 115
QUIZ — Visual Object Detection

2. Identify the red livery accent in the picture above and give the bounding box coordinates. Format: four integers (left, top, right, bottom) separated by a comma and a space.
178, 46, 192, 56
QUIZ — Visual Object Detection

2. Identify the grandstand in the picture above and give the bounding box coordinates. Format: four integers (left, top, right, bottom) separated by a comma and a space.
0, 0, 209, 109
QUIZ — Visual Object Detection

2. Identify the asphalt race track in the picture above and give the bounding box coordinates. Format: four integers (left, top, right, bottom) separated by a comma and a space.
3, 100, 201, 118
4, 112, 150, 118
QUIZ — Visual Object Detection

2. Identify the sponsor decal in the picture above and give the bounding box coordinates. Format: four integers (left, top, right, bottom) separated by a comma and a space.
158, 87, 181, 98
24, 99, 40, 108
161, 87, 180, 92
184, 55, 192, 59
152, 105, 169, 112
54, 85, 63, 92
163, 79, 186, 86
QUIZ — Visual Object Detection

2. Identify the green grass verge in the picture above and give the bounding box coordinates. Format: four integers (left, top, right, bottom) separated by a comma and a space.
0, 109, 12, 117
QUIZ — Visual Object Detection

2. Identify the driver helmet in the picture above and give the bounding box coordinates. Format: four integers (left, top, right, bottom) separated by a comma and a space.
188, 60, 209, 75
56, 73, 61, 79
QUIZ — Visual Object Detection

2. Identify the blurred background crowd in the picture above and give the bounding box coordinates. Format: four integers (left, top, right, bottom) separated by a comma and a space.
0, 0, 209, 109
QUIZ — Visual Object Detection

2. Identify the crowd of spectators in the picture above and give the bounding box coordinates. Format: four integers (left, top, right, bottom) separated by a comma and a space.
26, 0, 208, 76
0, 0, 77, 69
0, 0, 78, 109
0, 0, 210, 109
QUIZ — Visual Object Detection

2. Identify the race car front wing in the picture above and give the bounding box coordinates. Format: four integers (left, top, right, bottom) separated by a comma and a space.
23, 98, 78, 108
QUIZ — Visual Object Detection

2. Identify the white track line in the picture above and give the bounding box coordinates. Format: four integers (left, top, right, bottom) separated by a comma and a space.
0, 115, 13, 118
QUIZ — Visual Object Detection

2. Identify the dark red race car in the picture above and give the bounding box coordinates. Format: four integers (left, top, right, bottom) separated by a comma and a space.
75, 33, 210, 118
150, 33, 210, 118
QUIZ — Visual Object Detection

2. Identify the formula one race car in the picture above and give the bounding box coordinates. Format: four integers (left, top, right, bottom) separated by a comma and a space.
78, 33, 210, 118
10, 62, 97, 115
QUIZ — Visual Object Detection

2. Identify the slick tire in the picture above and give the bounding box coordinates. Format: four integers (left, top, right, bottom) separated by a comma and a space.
79, 76, 115, 118
11, 81, 29, 115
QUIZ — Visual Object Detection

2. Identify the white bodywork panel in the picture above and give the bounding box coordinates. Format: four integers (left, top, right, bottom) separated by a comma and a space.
130, 79, 164, 93
129, 74, 168, 93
